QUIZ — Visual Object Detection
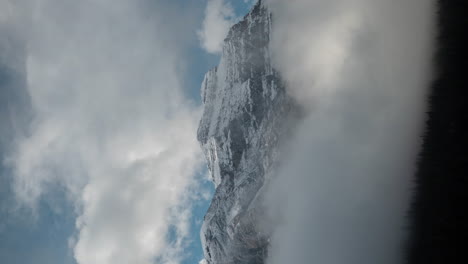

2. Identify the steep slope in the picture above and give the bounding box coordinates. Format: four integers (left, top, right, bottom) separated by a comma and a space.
197, 1, 299, 263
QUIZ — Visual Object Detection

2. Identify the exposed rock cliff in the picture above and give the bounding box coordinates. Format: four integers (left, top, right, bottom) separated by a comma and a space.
197, 1, 299, 263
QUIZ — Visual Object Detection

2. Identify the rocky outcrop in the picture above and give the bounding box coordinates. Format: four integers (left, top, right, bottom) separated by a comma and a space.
197, 1, 300, 263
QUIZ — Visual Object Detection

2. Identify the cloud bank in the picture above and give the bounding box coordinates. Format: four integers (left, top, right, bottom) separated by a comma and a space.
2, 0, 206, 263
264, 0, 434, 263
198, 0, 236, 54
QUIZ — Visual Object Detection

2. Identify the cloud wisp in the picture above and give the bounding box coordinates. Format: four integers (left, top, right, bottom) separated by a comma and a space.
264, 0, 434, 263
198, 0, 237, 54
2, 0, 206, 263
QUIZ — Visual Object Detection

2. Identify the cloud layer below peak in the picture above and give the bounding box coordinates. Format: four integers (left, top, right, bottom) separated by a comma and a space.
264, 0, 434, 263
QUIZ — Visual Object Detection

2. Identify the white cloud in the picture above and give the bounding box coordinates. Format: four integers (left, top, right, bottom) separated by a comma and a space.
264, 0, 434, 263
3, 0, 206, 263
198, 0, 236, 54
0, 1, 13, 23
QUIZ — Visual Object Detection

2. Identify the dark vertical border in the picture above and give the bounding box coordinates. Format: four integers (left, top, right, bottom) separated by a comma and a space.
407, 1, 468, 263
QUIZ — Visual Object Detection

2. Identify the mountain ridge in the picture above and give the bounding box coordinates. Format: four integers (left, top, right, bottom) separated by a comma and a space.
197, 1, 300, 263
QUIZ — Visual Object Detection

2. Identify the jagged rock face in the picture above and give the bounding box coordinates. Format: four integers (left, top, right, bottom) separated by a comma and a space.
198, 2, 299, 263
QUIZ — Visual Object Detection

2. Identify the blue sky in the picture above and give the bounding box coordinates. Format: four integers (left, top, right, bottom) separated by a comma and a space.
0, 1, 254, 264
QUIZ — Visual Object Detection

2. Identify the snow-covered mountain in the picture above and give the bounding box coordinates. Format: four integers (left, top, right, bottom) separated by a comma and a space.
197, 1, 300, 263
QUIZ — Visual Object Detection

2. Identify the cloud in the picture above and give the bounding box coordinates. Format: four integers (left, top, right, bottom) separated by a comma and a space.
0, 1, 14, 23
198, 0, 236, 54
2, 0, 206, 263
264, 0, 435, 263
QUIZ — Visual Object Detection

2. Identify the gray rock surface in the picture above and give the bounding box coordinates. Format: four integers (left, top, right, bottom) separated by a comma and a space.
198, 1, 300, 263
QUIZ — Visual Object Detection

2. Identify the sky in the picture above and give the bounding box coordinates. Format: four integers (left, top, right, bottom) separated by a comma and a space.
0, 0, 253, 264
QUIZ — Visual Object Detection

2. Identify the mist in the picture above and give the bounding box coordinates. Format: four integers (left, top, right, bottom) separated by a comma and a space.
264, 0, 435, 263
1, 0, 206, 263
